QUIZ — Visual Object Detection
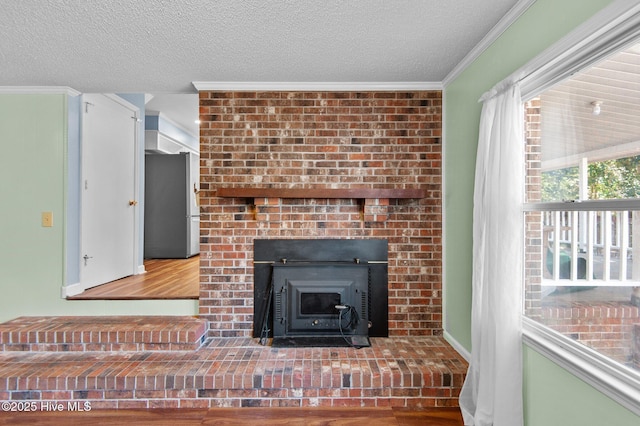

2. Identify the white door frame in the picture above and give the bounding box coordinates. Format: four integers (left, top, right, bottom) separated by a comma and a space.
114, 94, 142, 279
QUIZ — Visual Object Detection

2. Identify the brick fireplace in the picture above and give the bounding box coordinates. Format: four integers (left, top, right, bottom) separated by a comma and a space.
0, 90, 462, 410
198, 90, 442, 338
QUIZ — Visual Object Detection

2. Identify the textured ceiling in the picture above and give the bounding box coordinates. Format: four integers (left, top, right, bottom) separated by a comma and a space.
1, 0, 520, 93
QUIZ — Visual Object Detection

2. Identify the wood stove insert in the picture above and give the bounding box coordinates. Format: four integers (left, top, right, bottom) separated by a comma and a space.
254, 239, 388, 347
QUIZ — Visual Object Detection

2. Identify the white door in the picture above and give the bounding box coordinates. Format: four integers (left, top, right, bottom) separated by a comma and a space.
80, 94, 138, 290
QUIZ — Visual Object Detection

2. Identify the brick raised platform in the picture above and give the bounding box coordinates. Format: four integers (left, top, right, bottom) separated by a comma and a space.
0, 317, 467, 409
0, 316, 207, 352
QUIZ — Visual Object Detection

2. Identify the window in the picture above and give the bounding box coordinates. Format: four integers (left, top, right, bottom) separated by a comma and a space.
519, 2, 640, 414
525, 42, 640, 371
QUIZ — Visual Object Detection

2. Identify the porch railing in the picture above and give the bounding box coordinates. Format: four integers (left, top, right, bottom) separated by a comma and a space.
539, 207, 640, 287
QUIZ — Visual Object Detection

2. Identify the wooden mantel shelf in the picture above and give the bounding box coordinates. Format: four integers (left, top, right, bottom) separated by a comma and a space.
214, 187, 426, 199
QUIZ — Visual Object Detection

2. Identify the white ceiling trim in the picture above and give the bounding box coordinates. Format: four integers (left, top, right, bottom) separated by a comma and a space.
0, 86, 81, 96
442, 0, 537, 87
192, 81, 442, 92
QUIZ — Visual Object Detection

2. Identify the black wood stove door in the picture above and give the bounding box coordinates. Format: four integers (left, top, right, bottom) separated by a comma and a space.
271, 263, 369, 338
253, 239, 388, 338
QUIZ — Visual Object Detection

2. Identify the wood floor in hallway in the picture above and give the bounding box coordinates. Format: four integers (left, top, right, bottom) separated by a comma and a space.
68, 256, 199, 300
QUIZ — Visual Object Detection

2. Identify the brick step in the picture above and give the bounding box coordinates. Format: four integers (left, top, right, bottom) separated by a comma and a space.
0, 337, 467, 409
0, 316, 207, 352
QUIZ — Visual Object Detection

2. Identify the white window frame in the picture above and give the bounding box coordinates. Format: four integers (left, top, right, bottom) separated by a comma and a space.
516, 0, 640, 416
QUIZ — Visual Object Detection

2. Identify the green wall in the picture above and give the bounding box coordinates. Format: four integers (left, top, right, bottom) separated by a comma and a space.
0, 93, 196, 322
0, 94, 67, 319
523, 346, 639, 425
444, 0, 638, 424
444, 0, 618, 350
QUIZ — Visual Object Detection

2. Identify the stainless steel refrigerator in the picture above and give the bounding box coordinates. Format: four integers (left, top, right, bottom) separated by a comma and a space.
144, 152, 200, 258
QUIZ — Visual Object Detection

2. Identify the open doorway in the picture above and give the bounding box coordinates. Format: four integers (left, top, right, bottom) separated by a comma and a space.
69, 256, 198, 299
71, 94, 200, 300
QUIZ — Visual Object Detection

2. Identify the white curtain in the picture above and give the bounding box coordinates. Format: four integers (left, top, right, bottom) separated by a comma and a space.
459, 81, 524, 426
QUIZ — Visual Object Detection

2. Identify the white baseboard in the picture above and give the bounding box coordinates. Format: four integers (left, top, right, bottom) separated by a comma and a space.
444, 330, 471, 362
61, 282, 84, 298
61, 266, 146, 298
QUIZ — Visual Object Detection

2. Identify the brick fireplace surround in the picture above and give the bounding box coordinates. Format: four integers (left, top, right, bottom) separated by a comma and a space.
199, 90, 444, 338
0, 90, 468, 410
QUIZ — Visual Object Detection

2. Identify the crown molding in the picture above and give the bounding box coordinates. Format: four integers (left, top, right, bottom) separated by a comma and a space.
442, 0, 537, 87
192, 81, 442, 92
0, 86, 81, 96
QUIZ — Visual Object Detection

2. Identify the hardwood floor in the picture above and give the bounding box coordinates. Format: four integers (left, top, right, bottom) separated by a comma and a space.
0, 407, 464, 425
68, 256, 199, 300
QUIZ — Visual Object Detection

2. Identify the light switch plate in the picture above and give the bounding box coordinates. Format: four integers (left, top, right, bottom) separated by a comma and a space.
42, 211, 53, 227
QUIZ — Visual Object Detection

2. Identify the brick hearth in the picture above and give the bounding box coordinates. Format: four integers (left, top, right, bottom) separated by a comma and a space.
0, 317, 466, 409
0, 316, 207, 352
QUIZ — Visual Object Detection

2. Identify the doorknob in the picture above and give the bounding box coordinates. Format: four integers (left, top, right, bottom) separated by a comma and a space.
129, 200, 138, 206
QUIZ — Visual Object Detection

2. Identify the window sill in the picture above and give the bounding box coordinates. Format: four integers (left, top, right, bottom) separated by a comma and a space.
522, 317, 640, 416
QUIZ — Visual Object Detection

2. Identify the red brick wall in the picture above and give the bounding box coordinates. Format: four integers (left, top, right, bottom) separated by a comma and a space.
198, 91, 442, 337
542, 304, 640, 365
524, 98, 543, 320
